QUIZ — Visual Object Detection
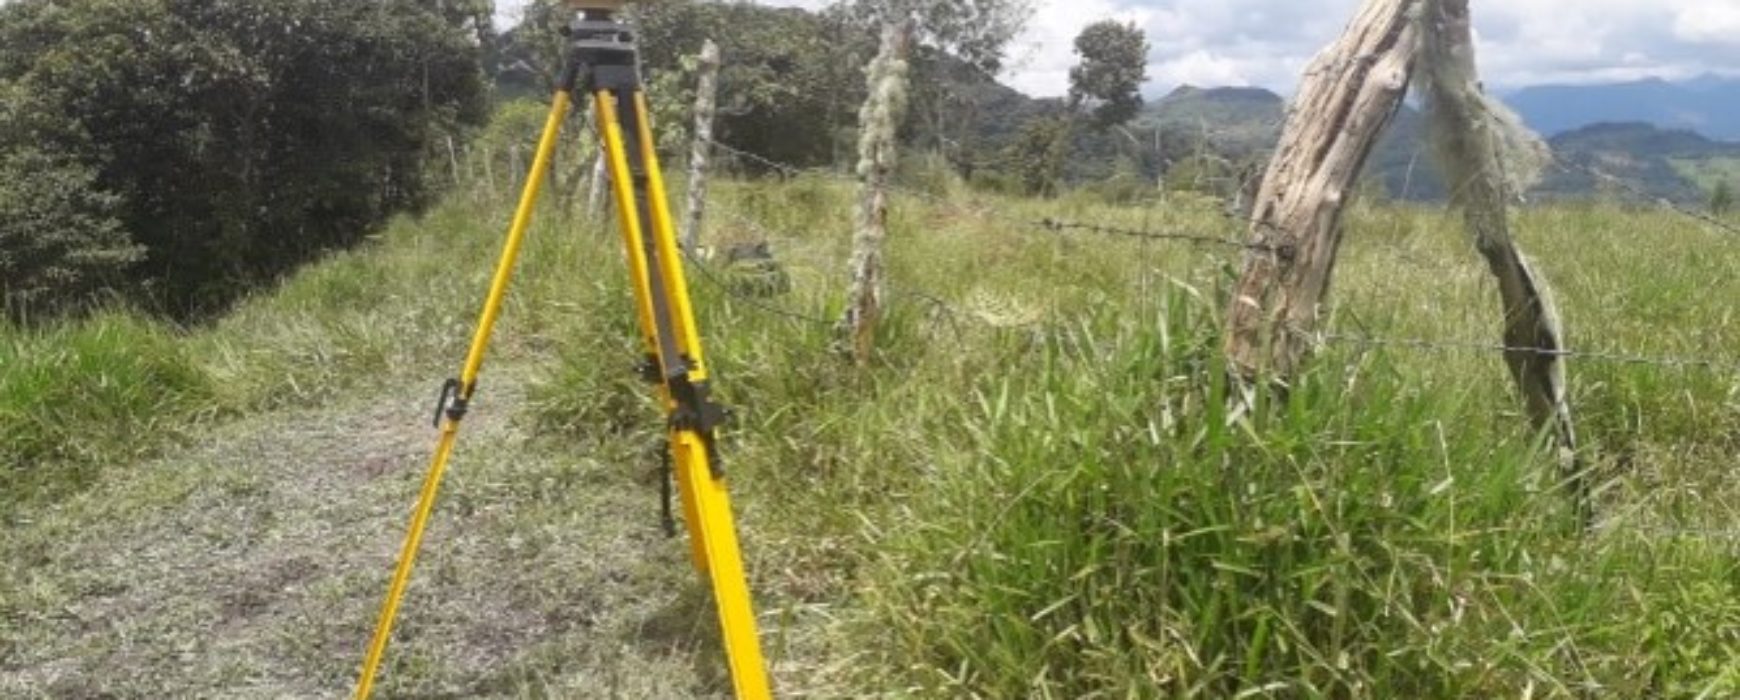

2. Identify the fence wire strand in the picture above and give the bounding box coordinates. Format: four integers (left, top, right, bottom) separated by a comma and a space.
697, 140, 1738, 375
1321, 332, 1740, 374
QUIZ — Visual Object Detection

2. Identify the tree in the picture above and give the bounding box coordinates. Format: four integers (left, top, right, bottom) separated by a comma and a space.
492, 0, 569, 97
1712, 180, 1735, 215
646, 2, 856, 170
846, 0, 1032, 74
1069, 20, 1149, 129
0, 148, 140, 319
1007, 115, 1070, 197
843, 0, 1033, 172
0, 0, 489, 317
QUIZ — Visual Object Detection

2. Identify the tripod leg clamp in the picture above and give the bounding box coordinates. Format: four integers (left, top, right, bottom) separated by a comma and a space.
431, 378, 472, 428
667, 374, 729, 479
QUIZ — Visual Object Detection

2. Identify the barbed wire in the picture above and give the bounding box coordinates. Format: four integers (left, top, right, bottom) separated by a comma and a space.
699, 140, 1739, 375
1320, 332, 1740, 374
689, 200, 985, 333
1037, 218, 1291, 257
713, 139, 1298, 254
711, 138, 1006, 218
677, 240, 838, 328
710, 139, 834, 179
1603, 527, 1740, 542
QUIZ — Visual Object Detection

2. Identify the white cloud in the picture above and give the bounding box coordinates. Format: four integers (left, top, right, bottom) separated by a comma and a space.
495, 0, 1740, 95
1673, 3, 1740, 45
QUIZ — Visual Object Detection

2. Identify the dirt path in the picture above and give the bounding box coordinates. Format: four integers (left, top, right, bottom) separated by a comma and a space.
1, 370, 739, 698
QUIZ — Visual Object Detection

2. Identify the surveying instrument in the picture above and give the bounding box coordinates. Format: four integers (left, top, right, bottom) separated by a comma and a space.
352, 1, 772, 697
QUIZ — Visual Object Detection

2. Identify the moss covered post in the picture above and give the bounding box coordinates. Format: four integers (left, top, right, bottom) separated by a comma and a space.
838, 20, 912, 365
1418, 0, 1583, 516
682, 39, 721, 255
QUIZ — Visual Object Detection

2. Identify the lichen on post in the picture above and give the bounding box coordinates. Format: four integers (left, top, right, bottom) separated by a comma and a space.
681, 39, 721, 255
838, 20, 913, 365
1416, 0, 1584, 516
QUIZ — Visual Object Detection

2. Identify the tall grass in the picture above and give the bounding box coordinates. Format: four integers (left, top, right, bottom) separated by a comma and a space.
4, 164, 1737, 695
532, 178, 1740, 694
0, 314, 212, 507
0, 201, 515, 515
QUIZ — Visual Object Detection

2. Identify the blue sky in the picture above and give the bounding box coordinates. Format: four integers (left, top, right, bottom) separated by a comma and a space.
497, 1, 1740, 97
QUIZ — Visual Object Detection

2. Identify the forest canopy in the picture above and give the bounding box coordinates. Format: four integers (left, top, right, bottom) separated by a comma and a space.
0, 0, 490, 319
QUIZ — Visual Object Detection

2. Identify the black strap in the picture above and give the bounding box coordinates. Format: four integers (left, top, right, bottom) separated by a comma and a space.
657, 439, 677, 538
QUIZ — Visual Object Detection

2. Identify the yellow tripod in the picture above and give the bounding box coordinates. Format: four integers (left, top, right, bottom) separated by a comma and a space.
352, 7, 771, 698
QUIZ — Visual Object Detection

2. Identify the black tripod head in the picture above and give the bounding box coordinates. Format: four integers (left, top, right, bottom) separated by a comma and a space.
559, 3, 640, 93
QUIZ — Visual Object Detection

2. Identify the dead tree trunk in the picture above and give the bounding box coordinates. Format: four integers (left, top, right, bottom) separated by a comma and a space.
1418, 0, 1583, 512
1223, 0, 1420, 379
682, 39, 722, 255
838, 21, 912, 365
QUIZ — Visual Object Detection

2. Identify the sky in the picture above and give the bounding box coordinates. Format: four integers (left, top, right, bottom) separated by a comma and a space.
496, 0, 1740, 98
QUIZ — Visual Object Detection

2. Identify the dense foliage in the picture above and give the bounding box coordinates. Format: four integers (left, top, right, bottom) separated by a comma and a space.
1069, 20, 1149, 129
0, 0, 489, 319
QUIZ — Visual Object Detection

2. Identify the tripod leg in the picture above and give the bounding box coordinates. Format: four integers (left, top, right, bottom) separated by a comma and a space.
593, 89, 714, 576
626, 89, 775, 700
590, 91, 661, 367
621, 91, 719, 563
628, 92, 710, 371
352, 91, 573, 700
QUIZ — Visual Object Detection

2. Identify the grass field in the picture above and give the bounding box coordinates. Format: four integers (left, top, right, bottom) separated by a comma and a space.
3, 170, 1738, 696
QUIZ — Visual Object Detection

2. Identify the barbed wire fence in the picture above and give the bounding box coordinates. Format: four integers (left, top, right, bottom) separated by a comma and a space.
692, 136, 1740, 379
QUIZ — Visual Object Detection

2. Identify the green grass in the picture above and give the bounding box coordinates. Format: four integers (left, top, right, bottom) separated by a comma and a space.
526, 176, 1740, 695
1671, 156, 1740, 196
0, 313, 213, 506
5, 167, 1739, 696
0, 198, 514, 515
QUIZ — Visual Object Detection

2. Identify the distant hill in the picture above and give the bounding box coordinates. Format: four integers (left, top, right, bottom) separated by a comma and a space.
1133, 86, 1284, 157
1506, 76, 1740, 141
909, 64, 1740, 204
1102, 86, 1740, 204
1130, 86, 1447, 200
1535, 122, 1740, 203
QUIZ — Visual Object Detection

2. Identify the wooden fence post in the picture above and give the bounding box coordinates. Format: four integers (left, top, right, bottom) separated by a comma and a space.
1418, 0, 1583, 513
446, 135, 461, 185
586, 151, 610, 219
838, 21, 913, 365
682, 39, 722, 255
482, 144, 499, 200
1223, 0, 1420, 380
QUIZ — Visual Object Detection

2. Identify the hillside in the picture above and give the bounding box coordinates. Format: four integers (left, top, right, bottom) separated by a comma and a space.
1046, 81, 1740, 203
1535, 122, 1740, 202
1132, 86, 1285, 156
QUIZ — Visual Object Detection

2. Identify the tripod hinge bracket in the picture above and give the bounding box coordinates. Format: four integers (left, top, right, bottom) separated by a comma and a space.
667, 372, 729, 479
635, 354, 662, 384
431, 378, 472, 428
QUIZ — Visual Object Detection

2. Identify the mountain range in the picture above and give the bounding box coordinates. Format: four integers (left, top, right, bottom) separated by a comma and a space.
1083, 77, 1740, 203
1504, 76, 1740, 142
